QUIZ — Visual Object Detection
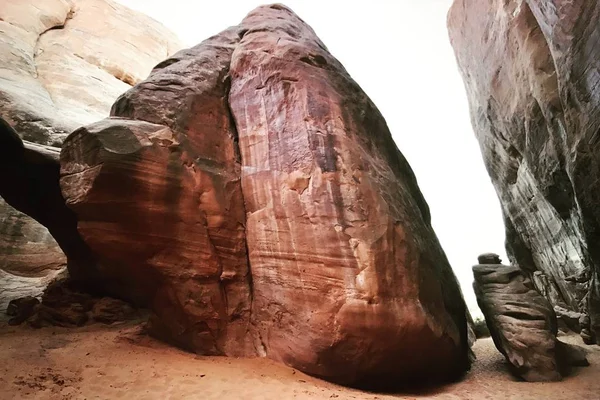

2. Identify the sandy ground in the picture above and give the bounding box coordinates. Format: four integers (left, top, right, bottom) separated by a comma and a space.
0, 321, 598, 400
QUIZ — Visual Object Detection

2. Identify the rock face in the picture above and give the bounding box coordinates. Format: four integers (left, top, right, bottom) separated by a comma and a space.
229, 6, 469, 385
473, 254, 588, 381
0, 0, 182, 312
0, 0, 181, 145
448, 0, 600, 342
59, 4, 470, 387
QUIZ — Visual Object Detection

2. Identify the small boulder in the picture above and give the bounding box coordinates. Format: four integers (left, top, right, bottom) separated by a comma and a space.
30, 303, 88, 328
6, 296, 40, 325
91, 297, 136, 324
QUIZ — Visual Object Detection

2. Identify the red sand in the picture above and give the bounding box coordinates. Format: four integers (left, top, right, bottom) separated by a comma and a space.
0, 321, 598, 399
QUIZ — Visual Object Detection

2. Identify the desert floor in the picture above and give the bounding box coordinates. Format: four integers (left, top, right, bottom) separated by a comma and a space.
0, 320, 598, 400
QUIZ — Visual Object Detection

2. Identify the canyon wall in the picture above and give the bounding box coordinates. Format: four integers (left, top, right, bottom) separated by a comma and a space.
0, 0, 181, 309
449, 0, 600, 340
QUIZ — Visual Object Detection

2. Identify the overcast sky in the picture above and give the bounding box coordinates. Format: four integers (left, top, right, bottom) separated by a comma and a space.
115, 0, 506, 317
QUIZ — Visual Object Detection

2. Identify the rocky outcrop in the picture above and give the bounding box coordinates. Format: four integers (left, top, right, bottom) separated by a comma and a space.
0, 0, 181, 145
473, 254, 588, 382
59, 4, 470, 387
448, 0, 600, 342
0, 0, 182, 312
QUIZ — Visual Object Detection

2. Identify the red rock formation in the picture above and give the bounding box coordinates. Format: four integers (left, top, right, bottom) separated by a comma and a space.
229, 5, 469, 385
61, 30, 254, 357
59, 4, 470, 387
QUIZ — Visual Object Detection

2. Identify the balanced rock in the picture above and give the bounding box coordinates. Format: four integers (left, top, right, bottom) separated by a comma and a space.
59, 4, 471, 387
448, 0, 600, 340
473, 254, 588, 381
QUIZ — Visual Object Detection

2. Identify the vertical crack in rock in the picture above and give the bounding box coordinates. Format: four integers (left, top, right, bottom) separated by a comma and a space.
33, 6, 74, 101
228, 4, 470, 386
222, 60, 261, 355
57, 4, 470, 388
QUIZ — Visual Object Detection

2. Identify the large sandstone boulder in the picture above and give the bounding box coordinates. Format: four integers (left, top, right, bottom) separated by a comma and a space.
0, 0, 182, 310
59, 4, 470, 387
448, 0, 600, 342
473, 254, 588, 381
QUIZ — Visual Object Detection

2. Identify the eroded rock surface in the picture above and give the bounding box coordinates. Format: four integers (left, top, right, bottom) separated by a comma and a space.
0, 0, 181, 311
229, 5, 469, 385
59, 4, 470, 387
448, 0, 600, 342
474, 255, 588, 381
7, 278, 140, 327
0, 0, 181, 145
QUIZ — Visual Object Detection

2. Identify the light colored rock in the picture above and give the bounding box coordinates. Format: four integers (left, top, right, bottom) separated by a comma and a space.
0, 268, 63, 321
448, 0, 600, 342
0, 202, 66, 277
0, 0, 182, 145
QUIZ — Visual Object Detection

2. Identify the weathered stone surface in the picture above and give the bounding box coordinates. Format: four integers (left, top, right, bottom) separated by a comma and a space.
61, 27, 252, 357
0, 0, 181, 311
91, 297, 136, 324
448, 0, 600, 342
0, 269, 63, 320
0, 200, 66, 277
8, 278, 141, 328
0, 0, 181, 145
554, 305, 582, 333
60, 4, 470, 387
473, 256, 588, 381
229, 5, 469, 386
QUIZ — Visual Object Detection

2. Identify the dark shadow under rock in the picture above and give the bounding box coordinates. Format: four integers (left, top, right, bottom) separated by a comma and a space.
5, 278, 141, 328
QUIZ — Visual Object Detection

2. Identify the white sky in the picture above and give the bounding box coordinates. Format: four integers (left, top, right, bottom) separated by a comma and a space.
115, 0, 506, 317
